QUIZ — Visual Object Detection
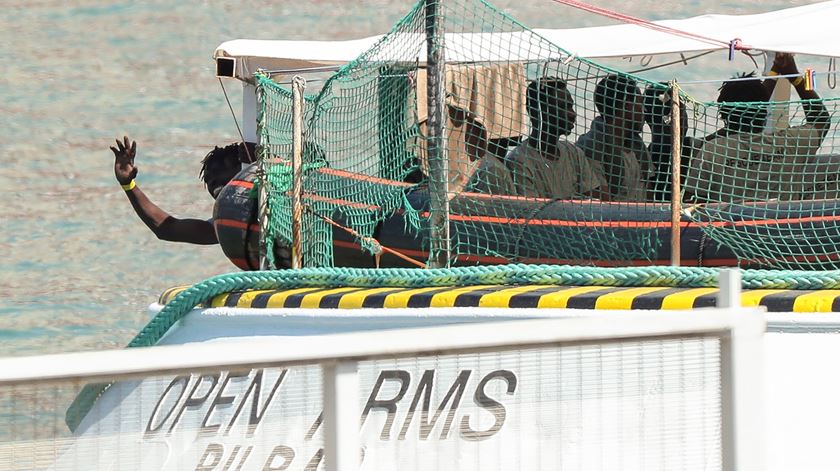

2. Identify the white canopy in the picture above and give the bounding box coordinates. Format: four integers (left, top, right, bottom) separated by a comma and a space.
214, 1, 840, 79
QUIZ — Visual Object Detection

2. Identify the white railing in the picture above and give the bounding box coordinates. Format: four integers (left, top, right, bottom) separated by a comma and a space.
0, 315, 765, 470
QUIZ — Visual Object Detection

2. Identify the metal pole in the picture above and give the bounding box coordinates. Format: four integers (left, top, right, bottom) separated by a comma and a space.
669, 81, 682, 266
255, 81, 272, 271
717, 268, 741, 309
258, 168, 271, 270
291, 76, 306, 269
719, 267, 738, 469
323, 361, 360, 471
718, 267, 765, 471
425, 0, 450, 268
241, 83, 259, 146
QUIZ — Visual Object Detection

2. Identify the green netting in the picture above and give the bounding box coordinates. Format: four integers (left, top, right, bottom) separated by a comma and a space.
682, 96, 839, 269
254, 0, 839, 271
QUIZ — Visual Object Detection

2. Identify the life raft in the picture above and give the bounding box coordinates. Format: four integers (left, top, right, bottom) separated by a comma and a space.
212, 164, 293, 270
214, 163, 840, 270
212, 165, 261, 270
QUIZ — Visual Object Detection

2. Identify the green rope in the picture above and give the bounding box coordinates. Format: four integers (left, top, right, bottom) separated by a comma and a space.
66, 263, 840, 430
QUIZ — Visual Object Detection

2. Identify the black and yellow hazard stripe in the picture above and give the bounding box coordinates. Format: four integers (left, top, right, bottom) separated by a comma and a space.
157, 285, 840, 313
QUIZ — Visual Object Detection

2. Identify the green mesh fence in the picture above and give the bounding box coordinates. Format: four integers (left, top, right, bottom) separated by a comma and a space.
683, 96, 839, 270
254, 0, 838, 271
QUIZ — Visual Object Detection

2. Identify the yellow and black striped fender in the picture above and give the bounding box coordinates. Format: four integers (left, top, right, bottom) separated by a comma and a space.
159, 285, 840, 312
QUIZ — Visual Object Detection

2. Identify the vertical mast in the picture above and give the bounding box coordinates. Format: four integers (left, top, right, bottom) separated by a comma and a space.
670, 81, 682, 267
425, 0, 450, 268
291, 76, 307, 269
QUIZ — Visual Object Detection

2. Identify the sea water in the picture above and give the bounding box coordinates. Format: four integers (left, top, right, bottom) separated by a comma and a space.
0, 0, 829, 356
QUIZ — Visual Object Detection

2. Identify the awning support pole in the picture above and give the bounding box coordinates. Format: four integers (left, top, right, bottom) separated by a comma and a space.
425, 0, 450, 269
256, 81, 271, 271
670, 80, 682, 267
291, 76, 307, 269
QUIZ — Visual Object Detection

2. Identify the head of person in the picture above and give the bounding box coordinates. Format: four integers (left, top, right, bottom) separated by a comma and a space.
200, 142, 245, 199
717, 72, 770, 134
527, 78, 576, 138
445, 104, 488, 162
237, 141, 257, 164
644, 83, 688, 139
595, 74, 645, 134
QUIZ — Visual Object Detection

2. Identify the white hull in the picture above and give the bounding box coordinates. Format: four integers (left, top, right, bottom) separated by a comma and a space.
17, 306, 831, 470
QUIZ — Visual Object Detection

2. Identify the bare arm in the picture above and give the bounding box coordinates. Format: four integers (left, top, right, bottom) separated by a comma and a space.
123, 186, 218, 244
768, 54, 831, 136
111, 136, 218, 245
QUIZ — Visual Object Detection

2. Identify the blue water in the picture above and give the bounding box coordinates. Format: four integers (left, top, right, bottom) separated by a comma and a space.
0, 0, 824, 356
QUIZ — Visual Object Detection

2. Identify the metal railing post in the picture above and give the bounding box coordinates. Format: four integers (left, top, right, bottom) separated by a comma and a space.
323, 360, 359, 471
717, 268, 740, 308
718, 268, 765, 471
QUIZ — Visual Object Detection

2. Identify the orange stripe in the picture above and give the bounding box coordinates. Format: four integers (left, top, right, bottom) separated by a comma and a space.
275, 165, 840, 224
215, 218, 260, 232
304, 193, 381, 211
414, 211, 840, 229
319, 168, 413, 188
228, 180, 254, 189
709, 198, 838, 207
727, 214, 840, 227
273, 167, 840, 230
313, 167, 840, 214
302, 196, 840, 229
419, 212, 679, 228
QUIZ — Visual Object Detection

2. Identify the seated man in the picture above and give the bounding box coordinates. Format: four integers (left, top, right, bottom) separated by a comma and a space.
418, 104, 516, 197
576, 74, 651, 201
446, 106, 515, 196
507, 78, 606, 199
644, 83, 702, 202
685, 53, 831, 202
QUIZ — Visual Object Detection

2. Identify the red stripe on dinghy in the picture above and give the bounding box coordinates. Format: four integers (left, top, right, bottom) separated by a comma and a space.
215, 218, 260, 232
228, 180, 254, 189
729, 214, 840, 227
439, 213, 683, 228
319, 168, 414, 187
418, 212, 840, 229
259, 166, 840, 228
304, 193, 382, 211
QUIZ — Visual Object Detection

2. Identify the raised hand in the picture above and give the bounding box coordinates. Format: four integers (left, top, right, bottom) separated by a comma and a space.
111, 136, 138, 185
772, 52, 799, 77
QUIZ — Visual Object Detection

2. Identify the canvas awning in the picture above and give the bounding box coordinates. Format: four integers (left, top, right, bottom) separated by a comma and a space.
215, 1, 840, 80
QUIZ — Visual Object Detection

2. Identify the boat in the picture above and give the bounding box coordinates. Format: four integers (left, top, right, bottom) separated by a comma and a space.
7, 267, 840, 471
5, 1, 840, 470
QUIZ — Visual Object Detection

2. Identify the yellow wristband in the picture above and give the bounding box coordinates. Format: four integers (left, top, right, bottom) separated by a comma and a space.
121, 180, 136, 191
791, 76, 804, 87
767, 70, 779, 77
